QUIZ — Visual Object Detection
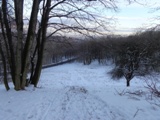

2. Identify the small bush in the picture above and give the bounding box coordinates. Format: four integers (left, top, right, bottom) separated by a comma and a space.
109, 67, 124, 79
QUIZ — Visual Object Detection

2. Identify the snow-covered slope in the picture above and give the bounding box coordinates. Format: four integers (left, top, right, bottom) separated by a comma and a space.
0, 62, 160, 120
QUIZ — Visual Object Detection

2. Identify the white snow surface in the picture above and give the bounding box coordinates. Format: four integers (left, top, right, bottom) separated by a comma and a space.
0, 61, 160, 120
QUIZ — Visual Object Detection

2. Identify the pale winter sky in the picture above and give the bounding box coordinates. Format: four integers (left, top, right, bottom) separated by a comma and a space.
22, 0, 160, 36
113, 0, 160, 35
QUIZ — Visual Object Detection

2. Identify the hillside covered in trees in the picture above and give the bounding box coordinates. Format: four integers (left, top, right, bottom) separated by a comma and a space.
43, 29, 160, 85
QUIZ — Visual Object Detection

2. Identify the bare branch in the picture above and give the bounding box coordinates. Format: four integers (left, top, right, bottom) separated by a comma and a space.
46, 0, 117, 37
114, 89, 126, 96
49, 0, 66, 10
133, 108, 143, 118
145, 78, 160, 97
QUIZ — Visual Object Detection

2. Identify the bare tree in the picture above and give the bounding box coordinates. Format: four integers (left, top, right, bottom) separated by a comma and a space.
124, 46, 139, 87
0, 0, 118, 90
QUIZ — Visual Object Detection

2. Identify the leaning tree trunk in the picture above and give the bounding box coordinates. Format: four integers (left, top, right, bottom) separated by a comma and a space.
2, 0, 16, 85
0, 8, 10, 90
21, 0, 40, 89
31, 0, 51, 87
29, 28, 40, 84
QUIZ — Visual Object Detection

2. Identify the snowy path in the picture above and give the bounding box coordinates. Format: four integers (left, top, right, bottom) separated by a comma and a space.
0, 62, 160, 120
17, 87, 125, 120
25, 86, 126, 120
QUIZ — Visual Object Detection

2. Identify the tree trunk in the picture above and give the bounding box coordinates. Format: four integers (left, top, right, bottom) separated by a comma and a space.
29, 41, 38, 84
124, 70, 133, 87
126, 79, 130, 87
2, 0, 16, 85
14, 0, 24, 90
0, 7, 10, 91
21, 0, 40, 88
31, 0, 51, 87
0, 43, 10, 91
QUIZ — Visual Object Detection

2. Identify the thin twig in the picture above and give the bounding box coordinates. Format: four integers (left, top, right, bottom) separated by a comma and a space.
133, 108, 142, 118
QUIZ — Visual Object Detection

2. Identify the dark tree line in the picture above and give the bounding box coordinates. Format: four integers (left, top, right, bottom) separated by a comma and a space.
44, 30, 160, 86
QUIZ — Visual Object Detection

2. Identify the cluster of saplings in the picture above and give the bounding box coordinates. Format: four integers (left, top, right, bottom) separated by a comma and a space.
44, 30, 160, 86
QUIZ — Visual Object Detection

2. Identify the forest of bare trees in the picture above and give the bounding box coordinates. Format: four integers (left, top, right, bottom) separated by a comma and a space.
0, 0, 160, 90
0, 0, 118, 90
43, 29, 160, 87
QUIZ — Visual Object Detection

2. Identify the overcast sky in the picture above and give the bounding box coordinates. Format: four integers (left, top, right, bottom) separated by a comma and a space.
113, 0, 160, 35
22, 0, 160, 36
